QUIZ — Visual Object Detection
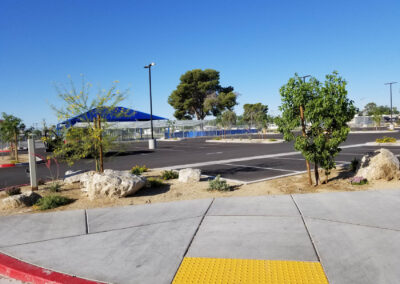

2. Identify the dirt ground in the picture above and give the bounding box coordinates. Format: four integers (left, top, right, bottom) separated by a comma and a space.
1, 165, 399, 216
0, 153, 29, 164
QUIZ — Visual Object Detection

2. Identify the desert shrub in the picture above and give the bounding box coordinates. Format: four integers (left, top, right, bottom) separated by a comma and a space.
161, 170, 178, 180
48, 182, 61, 193
213, 137, 222, 140
269, 138, 277, 142
131, 165, 148, 175
146, 177, 164, 188
5, 187, 21, 196
350, 157, 359, 172
376, 136, 396, 143
349, 176, 368, 185
35, 195, 74, 210
208, 175, 230, 191
37, 179, 46, 185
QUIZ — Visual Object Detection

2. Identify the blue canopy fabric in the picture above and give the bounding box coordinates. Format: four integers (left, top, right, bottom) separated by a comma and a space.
57, 107, 167, 129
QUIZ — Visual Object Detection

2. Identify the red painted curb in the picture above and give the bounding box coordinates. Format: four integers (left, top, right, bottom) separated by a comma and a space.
0, 253, 104, 284
0, 164, 16, 168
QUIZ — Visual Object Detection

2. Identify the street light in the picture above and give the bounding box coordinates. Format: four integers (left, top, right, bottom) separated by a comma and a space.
144, 62, 156, 149
385, 81, 397, 128
300, 75, 310, 83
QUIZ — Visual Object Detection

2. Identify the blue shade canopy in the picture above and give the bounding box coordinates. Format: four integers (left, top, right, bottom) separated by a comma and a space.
57, 107, 167, 129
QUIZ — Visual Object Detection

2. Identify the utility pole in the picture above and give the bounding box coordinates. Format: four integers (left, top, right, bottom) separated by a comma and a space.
385, 82, 397, 129
299, 75, 312, 185
144, 62, 156, 149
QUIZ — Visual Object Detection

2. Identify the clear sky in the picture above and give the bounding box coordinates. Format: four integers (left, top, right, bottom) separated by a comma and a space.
1, 0, 400, 126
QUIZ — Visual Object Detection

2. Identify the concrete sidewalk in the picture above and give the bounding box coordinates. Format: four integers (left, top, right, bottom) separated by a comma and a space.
0, 189, 399, 283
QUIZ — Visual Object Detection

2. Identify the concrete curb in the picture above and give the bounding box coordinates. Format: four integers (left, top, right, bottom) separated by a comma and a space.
0, 252, 104, 284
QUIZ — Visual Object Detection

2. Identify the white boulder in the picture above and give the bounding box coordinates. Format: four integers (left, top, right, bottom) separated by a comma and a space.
356, 148, 400, 181
1, 191, 42, 209
178, 168, 201, 183
84, 169, 146, 200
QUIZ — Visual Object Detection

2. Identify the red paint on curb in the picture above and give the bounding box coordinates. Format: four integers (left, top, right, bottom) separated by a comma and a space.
0, 253, 104, 284
0, 164, 16, 168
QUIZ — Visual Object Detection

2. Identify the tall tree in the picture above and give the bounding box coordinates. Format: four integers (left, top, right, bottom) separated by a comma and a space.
0, 113, 23, 161
168, 69, 237, 120
276, 72, 356, 185
243, 103, 268, 129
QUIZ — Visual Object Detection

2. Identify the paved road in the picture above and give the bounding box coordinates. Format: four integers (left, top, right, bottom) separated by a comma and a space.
0, 189, 399, 283
1, 132, 400, 188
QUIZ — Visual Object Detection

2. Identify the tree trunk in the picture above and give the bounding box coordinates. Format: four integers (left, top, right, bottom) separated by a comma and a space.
97, 115, 104, 173
314, 163, 319, 186
14, 132, 18, 162
300, 105, 312, 185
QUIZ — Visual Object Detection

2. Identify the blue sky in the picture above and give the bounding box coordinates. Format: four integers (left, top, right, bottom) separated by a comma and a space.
1, 0, 400, 126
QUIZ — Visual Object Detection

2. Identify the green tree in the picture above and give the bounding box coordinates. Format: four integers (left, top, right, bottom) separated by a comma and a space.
243, 103, 268, 130
168, 69, 237, 120
51, 76, 127, 172
0, 113, 23, 161
276, 72, 356, 185
372, 112, 382, 130
361, 102, 399, 116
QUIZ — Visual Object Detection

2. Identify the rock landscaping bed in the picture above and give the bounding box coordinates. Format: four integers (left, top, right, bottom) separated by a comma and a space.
2, 148, 400, 216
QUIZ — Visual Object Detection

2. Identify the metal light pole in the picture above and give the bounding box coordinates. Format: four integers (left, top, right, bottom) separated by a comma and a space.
144, 62, 156, 149
385, 82, 397, 129
299, 74, 312, 185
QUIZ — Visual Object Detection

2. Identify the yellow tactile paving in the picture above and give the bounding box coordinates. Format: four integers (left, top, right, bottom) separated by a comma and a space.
173, 257, 329, 284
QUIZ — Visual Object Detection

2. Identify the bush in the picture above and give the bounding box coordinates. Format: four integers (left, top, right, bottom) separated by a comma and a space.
5, 187, 21, 196
350, 157, 359, 172
213, 137, 222, 140
349, 176, 368, 185
268, 139, 277, 142
161, 170, 179, 180
208, 175, 230, 191
35, 195, 74, 210
376, 136, 396, 143
146, 177, 164, 188
48, 182, 61, 193
131, 165, 148, 175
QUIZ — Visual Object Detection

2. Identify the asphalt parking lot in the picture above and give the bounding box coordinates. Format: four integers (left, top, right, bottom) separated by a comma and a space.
1, 132, 400, 188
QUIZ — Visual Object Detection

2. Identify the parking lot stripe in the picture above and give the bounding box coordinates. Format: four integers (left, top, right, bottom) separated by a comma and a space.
224, 163, 301, 173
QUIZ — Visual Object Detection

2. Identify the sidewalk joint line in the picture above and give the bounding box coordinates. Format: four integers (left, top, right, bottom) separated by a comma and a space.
304, 216, 400, 232
290, 195, 322, 263
171, 198, 215, 281
0, 215, 203, 249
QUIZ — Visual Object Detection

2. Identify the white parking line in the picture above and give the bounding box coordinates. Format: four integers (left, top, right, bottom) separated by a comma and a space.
224, 163, 301, 173
206, 152, 223, 155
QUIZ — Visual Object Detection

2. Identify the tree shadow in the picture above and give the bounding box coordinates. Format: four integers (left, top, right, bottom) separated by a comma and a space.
134, 184, 171, 197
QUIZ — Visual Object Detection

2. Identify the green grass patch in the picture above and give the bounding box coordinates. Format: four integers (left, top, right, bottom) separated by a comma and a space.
212, 137, 222, 140
131, 165, 148, 175
376, 136, 396, 143
48, 182, 61, 193
35, 195, 74, 210
268, 138, 277, 142
161, 170, 179, 180
208, 175, 230, 191
146, 177, 165, 188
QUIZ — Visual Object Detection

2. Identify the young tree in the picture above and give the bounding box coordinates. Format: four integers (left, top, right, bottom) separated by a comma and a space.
168, 69, 237, 120
275, 74, 317, 185
372, 112, 382, 130
276, 72, 356, 185
220, 110, 237, 138
0, 113, 24, 161
51, 76, 127, 172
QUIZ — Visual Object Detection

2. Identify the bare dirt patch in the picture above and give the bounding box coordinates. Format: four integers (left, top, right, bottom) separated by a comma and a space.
0, 153, 29, 164
1, 166, 399, 216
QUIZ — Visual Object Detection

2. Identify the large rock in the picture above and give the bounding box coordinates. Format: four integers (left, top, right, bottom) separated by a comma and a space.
84, 169, 146, 200
178, 168, 201, 183
64, 170, 93, 185
1, 191, 42, 209
356, 148, 400, 181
